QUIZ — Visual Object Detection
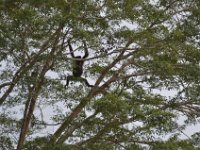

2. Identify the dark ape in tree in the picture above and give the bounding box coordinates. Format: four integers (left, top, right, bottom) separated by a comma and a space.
65, 40, 94, 88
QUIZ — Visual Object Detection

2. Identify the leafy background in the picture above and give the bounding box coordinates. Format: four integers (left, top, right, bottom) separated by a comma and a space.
0, 0, 200, 149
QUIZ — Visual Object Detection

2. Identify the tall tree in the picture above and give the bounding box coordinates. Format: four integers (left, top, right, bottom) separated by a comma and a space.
0, 0, 200, 149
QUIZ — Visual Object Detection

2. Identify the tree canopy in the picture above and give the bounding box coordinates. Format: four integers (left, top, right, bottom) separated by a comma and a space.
0, 0, 200, 149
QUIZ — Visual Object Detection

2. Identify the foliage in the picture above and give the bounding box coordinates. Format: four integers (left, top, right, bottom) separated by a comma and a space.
0, 0, 200, 149
150, 136, 200, 150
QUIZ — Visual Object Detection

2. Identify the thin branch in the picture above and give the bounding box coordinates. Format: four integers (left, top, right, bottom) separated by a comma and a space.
0, 82, 13, 90
0, 26, 63, 106
77, 117, 119, 146
56, 111, 99, 144
17, 26, 63, 150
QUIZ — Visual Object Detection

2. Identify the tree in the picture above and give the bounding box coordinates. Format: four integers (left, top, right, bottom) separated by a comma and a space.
0, 0, 200, 149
